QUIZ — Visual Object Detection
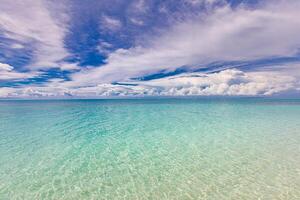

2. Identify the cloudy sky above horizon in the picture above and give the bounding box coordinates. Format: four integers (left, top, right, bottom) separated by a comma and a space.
0, 0, 300, 98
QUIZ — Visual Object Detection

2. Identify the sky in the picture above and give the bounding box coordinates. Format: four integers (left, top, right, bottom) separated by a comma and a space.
0, 0, 300, 98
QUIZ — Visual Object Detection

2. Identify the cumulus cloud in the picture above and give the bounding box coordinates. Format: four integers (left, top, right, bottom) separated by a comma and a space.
0, 87, 16, 98
0, 0, 69, 69
1, 68, 297, 98
132, 69, 296, 96
67, 0, 300, 88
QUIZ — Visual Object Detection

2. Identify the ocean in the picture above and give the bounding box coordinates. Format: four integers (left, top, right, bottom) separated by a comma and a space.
0, 98, 299, 199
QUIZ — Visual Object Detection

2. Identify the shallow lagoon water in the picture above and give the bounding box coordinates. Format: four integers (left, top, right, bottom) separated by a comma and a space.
0, 98, 300, 199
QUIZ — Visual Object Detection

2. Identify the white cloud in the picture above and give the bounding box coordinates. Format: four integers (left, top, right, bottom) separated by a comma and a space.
129, 17, 144, 26
0, 62, 38, 80
101, 15, 122, 31
0, 87, 16, 98
1, 0, 300, 98
97, 41, 113, 55
132, 0, 148, 13
67, 0, 300, 88
185, 0, 225, 6
0, 63, 14, 71
10, 43, 24, 49
0, 0, 69, 69
1, 68, 298, 98
131, 69, 296, 96
58, 63, 80, 71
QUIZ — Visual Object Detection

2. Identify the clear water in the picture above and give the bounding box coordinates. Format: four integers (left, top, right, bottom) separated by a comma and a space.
0, 98, 300, 199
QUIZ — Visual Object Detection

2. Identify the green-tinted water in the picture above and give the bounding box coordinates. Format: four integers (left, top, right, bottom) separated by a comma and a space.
0, 98, 300, 199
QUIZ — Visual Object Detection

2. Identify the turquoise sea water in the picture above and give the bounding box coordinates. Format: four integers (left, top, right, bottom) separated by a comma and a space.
0, 98, 300, 199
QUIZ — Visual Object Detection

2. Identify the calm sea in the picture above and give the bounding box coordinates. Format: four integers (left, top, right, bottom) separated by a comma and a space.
0, 98, 300, 199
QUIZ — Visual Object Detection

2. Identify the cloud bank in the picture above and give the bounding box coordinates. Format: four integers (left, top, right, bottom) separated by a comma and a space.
1, 68, 298, 98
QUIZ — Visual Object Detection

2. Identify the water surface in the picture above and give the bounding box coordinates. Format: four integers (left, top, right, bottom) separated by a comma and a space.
0, 98, 300, 199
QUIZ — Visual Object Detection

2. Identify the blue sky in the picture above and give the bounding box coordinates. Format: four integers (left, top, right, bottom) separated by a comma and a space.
0, 0, 299, 97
